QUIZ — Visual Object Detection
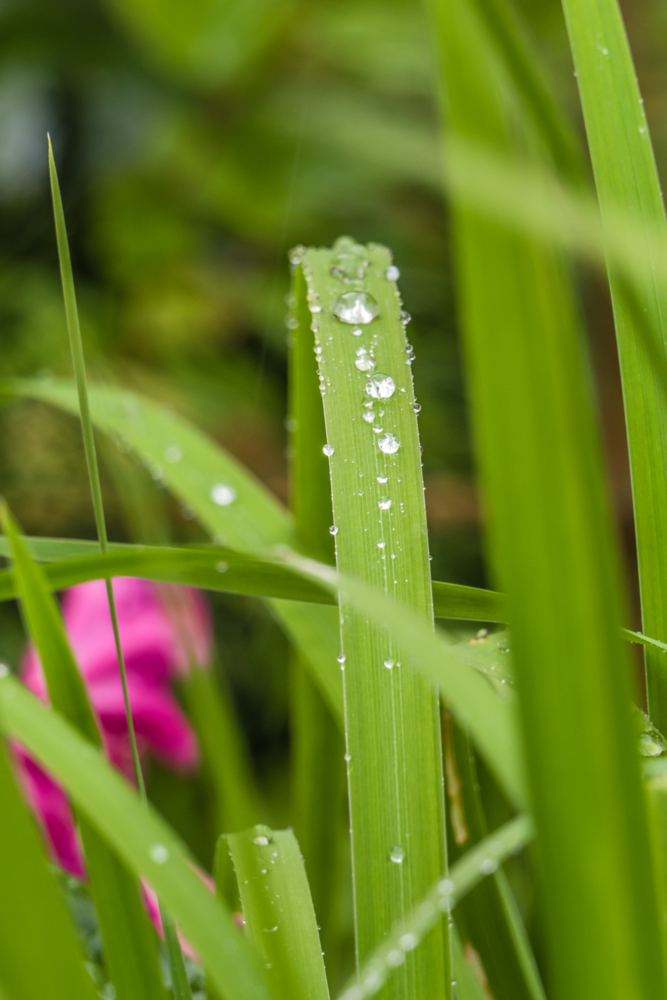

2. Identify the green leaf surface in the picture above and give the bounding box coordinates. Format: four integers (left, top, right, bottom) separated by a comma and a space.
560, 0, 667, 737
1, 505, 167, 1000
0, 676, 271, 1000
221, 825, 330, 1000
0, 733, 96, 1000
296, 241, 450, 1000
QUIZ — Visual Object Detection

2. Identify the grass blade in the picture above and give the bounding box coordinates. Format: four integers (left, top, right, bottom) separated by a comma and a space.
432, 0, 667, 993
0, 733, 96, 1000
296, 241, 450, 1000
220, 825, 330, 1000
559, 0, 667, 734
0, 675, 271, 1000
1, 503, 167, 1000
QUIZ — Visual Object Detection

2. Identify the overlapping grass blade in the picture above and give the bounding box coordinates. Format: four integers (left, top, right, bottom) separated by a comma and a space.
0, 675, 271, 1000
288, 260, 347, 955
559, 0, 667, 734
0, 734, 96, 1000
432, 0, 666, 996
296, 242, 450, 1000
220, 825, 330, 1000
1, 504, 167, 1000
337, 814, 533, 1000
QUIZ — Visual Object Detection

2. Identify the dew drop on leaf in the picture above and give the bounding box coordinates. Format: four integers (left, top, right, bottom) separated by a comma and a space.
378, 433, 400, 454
333, 292, 380, 325
365, 374, 395, 399
211, 484, 237, 506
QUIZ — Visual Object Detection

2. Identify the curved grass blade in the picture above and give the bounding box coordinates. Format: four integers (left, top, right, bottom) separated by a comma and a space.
337, 814, 533, 1000
559, 0, 667, 732
0, 732, 96, 1000
221, 825, 330, 1000
432, 0, 667, 993
0, 675, 271, 1000
297, 241, 450, 1000
1, 504, 167, 1000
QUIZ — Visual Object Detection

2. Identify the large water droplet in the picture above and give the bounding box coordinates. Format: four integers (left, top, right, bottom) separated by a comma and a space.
378, 497, 392, 510
253, 835, 270, 846
323, 444, 335, 456
385, 265, 400, 281
333, 292, 379, 325
211, 484, 237, 506
366, 374, 395, 399
640, 733, 665, 756
331, 253, 367, 282
378, 433, 400, 455
149, 843, 169, 864
384, 658, 395, 669
390, 846, 404, 863
377, 475, 388, 484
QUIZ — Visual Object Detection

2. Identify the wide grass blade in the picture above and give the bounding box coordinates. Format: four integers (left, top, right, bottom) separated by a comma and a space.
220, 825, 330, 1000
1, 504, 167, 1000
295, 241, 450, 1000
0, 733, 96, 1000
433, 0, 667, 995
0, 675, 271, 1000
337, 814, 533, 1000
559, 0, 667, 735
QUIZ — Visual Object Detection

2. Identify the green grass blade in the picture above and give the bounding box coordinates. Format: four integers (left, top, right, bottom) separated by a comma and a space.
159, 904, 193, 1000
288, 247, 347, 959
337, 814, 533, 1000
560, 0, 667, 734
297, 241, 450, 1000
1, 504, 167, 1000
222, 825, 330, 1000
0, 733, 96, 1000
0, 675, 271, 1000
433, 0, 667, 993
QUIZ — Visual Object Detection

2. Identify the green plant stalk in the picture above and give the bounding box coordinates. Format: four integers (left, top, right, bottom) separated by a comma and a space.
48, 142, 189, 992
558, 0, 667, 731
221, 825, 330, 1000
298, 243, 450, 1000
432, 0, 667, 995
288, 261, 347, 961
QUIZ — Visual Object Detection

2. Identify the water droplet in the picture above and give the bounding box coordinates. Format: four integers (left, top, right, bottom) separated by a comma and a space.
0, 664, 9, 679
384, 658, 395, 669
365, 374, 395, 399
385, 265, 400, 281
389, 845, 404, 863
412, 402, 421, 413
601, 46, 609, 54
253, 835, 270, 846
211, 484, 237, 506
640, 733, 665, 756
476, 628, 489, 639
289, 245, 305, 265
216, 561, 229, 573
377, 475, 388, 484
330, 525, 338, 535
480, 857, 498, 874
164, 445, 182, 464
362, 410, 375, 423
377, 540, 385, 549
399, 933, 418, 951
378, 433, 400, 454
351, 327, 364, 337
400, 310, 411, 325
337, 653, 346, 665
323, 444, 335, 457
639, 126, 646, 134
355, 350, 376, 372
344, 753, 352, 762
149, 844, 169, 864
378, 497, 392, 510
333, 292, 380, 325
331, 253, 368, 282
438, 878, 454, 895
387, 949, 405, 968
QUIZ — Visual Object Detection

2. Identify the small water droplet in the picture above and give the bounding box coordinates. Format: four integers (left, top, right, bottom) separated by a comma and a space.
639, 126, 646, 134
337, 653, 346, 664
333, 292, 380, 325
355, 350, 376, 372
216, 561, 229, 573
149, 844, 169, 864
377, 540, 385, 549
476, 628, 489, 639
601, 46, 609, 54
164, 445, 182, 464
400, 310, 411, 325
211, 484, 237, 506
379, 497, 392, 510
351, 327, 364, 337
377, 475, 388, 484
0, 664, 9, 679
387, 949, 405, 968
385, 265, 400, 281
366, 374, 395, 399
286, 315, 298, 329
253, 835, 270, 846
330, 525, 338, 535
344, 753, 352, 762
399, 933, 418, 951
362, 410, 375, 423
289, 245, 306, 265
323, 444, 335, 456
384, 658, 395, 669
378, 433, 400, 454
389, 845, 404, 863
480, 857, 498, 874
412, 402, 421, 413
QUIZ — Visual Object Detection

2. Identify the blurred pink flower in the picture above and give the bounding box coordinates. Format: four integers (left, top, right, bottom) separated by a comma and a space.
16, 577, 212, 877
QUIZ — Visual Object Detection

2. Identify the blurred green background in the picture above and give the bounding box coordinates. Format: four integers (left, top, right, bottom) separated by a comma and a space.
0, 0, 661, 903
